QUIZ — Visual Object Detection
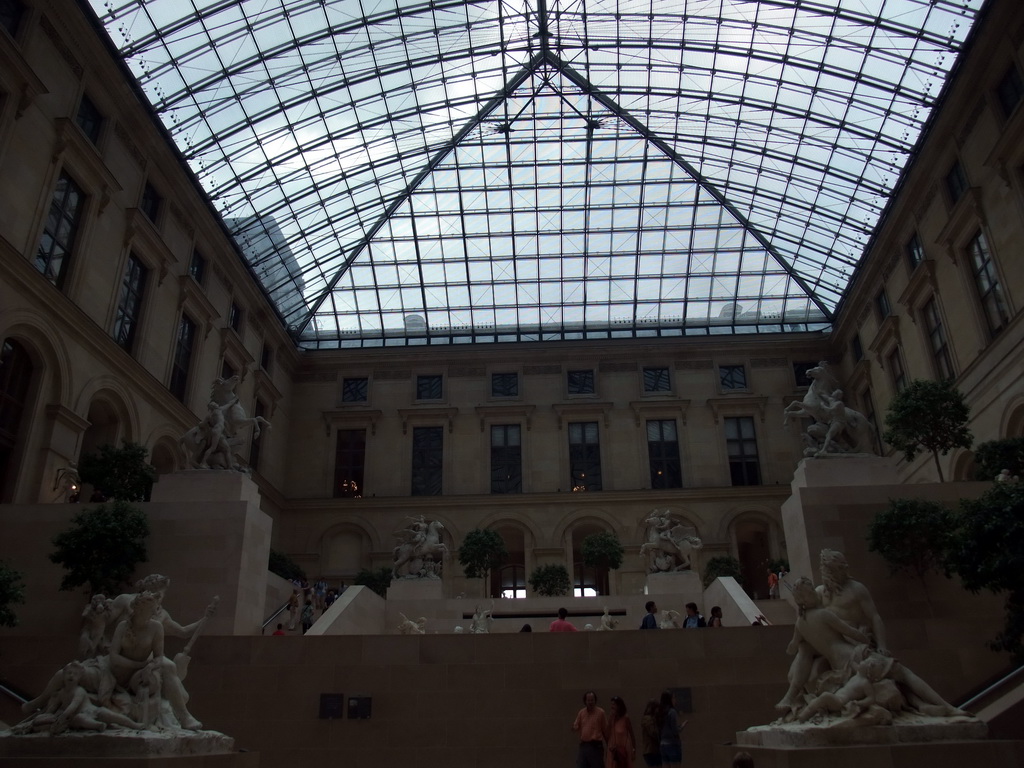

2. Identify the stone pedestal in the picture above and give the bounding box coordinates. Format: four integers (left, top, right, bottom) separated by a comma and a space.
644, 569, 701, 596
715, 738, 1024, 768
386, 577, 444, 601
0, 729, 258, 766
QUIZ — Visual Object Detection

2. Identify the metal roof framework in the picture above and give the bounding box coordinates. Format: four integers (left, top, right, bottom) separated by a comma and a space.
87, 0, 984, 348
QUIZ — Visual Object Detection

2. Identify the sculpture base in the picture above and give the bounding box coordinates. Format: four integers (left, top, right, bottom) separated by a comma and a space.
717, 737, 1024, 768
737, 717, 987, 748
645, 569, 700, 595
386, 578, 444, 601
0, 729, 245, 763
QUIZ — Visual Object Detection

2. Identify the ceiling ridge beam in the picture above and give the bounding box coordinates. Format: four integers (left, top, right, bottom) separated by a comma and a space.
296, 51, 549, 337
541, 50, 834, 322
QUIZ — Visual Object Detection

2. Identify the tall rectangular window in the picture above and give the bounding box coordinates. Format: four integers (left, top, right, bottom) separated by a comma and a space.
851, 334, 863, 362
0, 0, 24, 37
643, 367, 670, 392
945, 161, 968, 204
416, 374, 442, 400
341, 377, 368, 402
647, 419, 682, 489
260, 343, 273, 373
905, 233, 925, 270
719, 364, 747, 390
75, 93, 102, 144
168, 314, 196, 402
411, 426, 443, 496
221, 360, 236, 380
490, 424, 522, 494
228, 302, 243, 332
568, 421, 602, 491
888, 349, 908, 393
189, 250, 206, 285
793, 361, 817, 388
491, 372, 518, 397
140, 182, 161, 222
967, 231, 1009, 337
922, 298, 953, 380
725, 416, 760, 486
997, 65, 1024, 117
334, 428, 366, 498
860, 387, 881, 454
248, 400, 266, 472
36, 171, 85, 287
875, 289, 891, 319
113, 254, 147, 352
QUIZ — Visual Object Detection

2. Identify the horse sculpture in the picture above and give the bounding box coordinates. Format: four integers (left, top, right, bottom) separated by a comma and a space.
783, 362, 875, 456
392, 518, 448, 579
639, 510, 703, 573
179, 376, 272, 470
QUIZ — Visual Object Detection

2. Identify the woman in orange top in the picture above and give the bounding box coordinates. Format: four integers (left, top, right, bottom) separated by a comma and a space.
605, 695, 637, 768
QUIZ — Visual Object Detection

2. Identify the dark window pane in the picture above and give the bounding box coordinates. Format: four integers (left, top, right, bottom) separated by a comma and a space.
719, 365, 747, 390
260, 343, 273, 372
490, 424, 522, 493
334, 428, 366, 497
140, 182, 161, 221
0, 0, 23, 38
221, 360, 236, 380
168, 314, 196, 402
945, 162, 968, 204
888, 350, 907, 393
568, 421, 602, 491
491, 372, 518, 397
967, 231, 1009, 337
875, 290, 890, 319
647, 419, 682, 489
905, 233, 925, 270
411, 426, 443, 496
342, 377, 368, 402
851, 335, 863, 362
793, 361, 818, 388
189, 251, 206, 284
643, 367, 670, 392
416, 374, 443, 400
229, 302, 243, 332
0, 338, 32, 501
75, 93, 102, 144
922, 298, 953, 380
997, 66, 1024, 117
36, 172, 85, 287
567, 369, 594, 394
113, 254, 147, 352
725, 416, 760, 486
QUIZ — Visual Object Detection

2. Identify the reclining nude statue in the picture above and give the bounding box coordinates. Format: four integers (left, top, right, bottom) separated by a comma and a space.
774, 551, 968, 728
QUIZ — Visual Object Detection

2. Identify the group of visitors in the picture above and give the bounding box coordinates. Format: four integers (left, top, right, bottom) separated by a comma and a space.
766, 565, 788, 599
279, 577, 348, 634
640, 601, 723, 629
573, 690, 753, 768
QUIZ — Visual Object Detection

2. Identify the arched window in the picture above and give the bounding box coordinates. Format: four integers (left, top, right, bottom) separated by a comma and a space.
0, 339, 34, 501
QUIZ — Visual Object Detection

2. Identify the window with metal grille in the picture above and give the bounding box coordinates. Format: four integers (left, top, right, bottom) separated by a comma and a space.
139, 182, 161, 222
725, 416, 760, 486
189, 250, 206, 284
416, 374, 443, 401
490, 424, 522, 494
643, 367, 670, 392
491, 372, 518, 397
75, 93, 102, 144
967, 231, 1009, 337
334, 428, 366, 498
945, 162, 968, 204
647, 419, 682, 489
568, 421, 602, 491
341, 377, 368, 403
922, 298, 953, 380
905, 232, 925, 270
113, 254, 147, 352
36, 171, 85, 287
411, 426, 443, 496
997, 65, 1024, 117
168, 314, 196, 402
888, 349, 908, 393
567, 369, 595, 395
719, 364, 747, 390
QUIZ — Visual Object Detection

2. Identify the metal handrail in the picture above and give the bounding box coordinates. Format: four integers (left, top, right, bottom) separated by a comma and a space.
958, 663, 1024, 711
0, 680, 28, 706
260, 600, 290, 634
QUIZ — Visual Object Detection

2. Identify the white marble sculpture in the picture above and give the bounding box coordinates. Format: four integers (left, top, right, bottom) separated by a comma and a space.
15, 574, 218, 737
658, 609, 682, 629
392, 515, 448, 579
597, 606, 618, 631
783, 362, 875, 457
469, 604, 493, 634
639, 509, 703, 573
397, 613, 427, 635
178, 375, 271, 471
771, 552, 969, 729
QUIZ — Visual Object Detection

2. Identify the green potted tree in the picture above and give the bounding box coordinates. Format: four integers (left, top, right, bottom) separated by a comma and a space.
0, 560, 26, 627
78, 442, 158, 502
702, 555, 742, 589
354, 567, 394, 598
457, 528, 508, 590
882, 379, 972, 481
528, 563, 572, 597
973, 437, 1024, 481
581, 530, 624, 595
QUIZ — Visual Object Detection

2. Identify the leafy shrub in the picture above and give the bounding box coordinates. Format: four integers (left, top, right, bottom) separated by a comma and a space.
457, 528, 508, 580
882, 379, 972, 481
269, 549, 306, 582
702, 556, 742, 589
78, 442, 157, 502
973, 437, 1024, 481
49, 500, 149, 595
581, 530, 625, 571
0, 560, 26, 627
354, 567, 393, 598
868, 498, 955, 580
528, 564, 571, 597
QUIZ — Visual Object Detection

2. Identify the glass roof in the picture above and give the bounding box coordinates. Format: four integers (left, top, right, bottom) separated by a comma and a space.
86, 0, 984, 348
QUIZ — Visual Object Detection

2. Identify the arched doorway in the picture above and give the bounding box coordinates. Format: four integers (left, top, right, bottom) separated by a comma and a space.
571, 522, 609, 596
491, 525, 526, 598
0, 339, 34, 501
733, 515, 771, 599
80, 397, 123, 459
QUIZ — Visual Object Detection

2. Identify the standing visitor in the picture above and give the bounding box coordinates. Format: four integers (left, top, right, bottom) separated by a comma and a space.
300, 600, 314, 634
640, 601, 659, 629
605, 695, 636, 768
682, 603, 706, 628
551, 607, 579, 632
767, 568, 779, 599
657, 690, 687, 768
572, 690, 608, 768
640, 699, 662, 767
708, 606, 723, 628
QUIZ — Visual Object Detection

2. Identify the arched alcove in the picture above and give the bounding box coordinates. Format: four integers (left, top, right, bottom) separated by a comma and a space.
150, 437, 180, 477
321, 525, 373, 581
952, 449, 976, 481
0, 338, 36, 502
80, 397, 124, 459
